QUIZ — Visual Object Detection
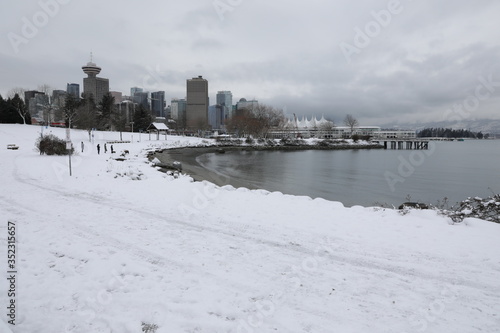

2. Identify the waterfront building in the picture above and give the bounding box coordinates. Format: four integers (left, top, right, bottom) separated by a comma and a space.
269, 116, 417, 139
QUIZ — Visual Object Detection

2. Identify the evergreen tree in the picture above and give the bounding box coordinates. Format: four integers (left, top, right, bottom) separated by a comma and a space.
0, 94, 30, 124
132, 104, 152, 132
75, 96, 97, 141
0, 94, 6, 123
10, 94, 30, 124
97, 93, 115, 130
63, 94, 82, 128
111, 106, 128, 141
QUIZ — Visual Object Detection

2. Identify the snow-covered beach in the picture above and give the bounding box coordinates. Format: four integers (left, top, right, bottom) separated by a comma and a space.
0, 124, 499, 332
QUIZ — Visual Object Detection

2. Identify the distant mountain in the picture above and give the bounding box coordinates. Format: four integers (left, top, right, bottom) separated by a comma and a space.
380, 119, 500, 135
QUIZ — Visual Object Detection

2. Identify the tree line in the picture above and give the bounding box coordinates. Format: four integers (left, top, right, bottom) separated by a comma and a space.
0, 94, 32, 124
417, 128, 488, 139
0, 91, 154, 139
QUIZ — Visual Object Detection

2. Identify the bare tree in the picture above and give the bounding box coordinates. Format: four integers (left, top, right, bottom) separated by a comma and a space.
344, 114, 359, 134
253, 104, 286, 138
7, 87, 26, 99
37, 84, 52, 96
318, 120, 335, 131
10, 94, 28, 124
226, 104, 285, 138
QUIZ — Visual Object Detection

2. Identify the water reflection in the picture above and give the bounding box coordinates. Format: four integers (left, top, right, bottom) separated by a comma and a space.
196, 141, 500, 207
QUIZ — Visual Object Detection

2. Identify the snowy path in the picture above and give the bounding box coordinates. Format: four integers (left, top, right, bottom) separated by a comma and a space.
0, 124, 499, 332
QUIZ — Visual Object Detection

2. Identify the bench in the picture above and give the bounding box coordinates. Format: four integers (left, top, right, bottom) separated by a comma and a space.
7, 144, 19, 150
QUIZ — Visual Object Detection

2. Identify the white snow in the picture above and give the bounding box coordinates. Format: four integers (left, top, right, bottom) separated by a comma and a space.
0, 124, 499, 332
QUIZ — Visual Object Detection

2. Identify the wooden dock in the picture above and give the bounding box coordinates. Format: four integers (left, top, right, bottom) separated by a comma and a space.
372, 140, 429, 150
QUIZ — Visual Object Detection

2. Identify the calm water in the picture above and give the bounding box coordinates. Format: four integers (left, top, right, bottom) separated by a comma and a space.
196, 140, 500, 207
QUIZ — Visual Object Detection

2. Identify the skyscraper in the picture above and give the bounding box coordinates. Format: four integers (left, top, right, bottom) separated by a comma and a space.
151, 91, 165, 118
133, 91, 149, 110
171, 98, 187, 129
216, 91, 232, 120
66, 83, 80, 99
82, 55, 109, 103
130, 87, 143, 96
51, 90, 67, 108
208, 104, 224, 130
186, 76, 209, 130
24, 91, 48, 123
24, 90, 43, 111
236, 98, 258, 115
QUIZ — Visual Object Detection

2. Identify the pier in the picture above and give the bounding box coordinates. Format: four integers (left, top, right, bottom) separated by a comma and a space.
372, 140, 429, 150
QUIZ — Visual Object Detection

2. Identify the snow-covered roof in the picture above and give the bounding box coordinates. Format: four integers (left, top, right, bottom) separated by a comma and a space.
147, 122, 169, 131
286, 116, 334, 130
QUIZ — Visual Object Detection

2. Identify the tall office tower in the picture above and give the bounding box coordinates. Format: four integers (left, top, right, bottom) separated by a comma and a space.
171, 98, 187, 129
133, 91, 149, 110
66, 83, 80, 99
236, 98, 258, 117
130, 87, 143, 97
186, 76, 209, 130
151, 91, 165, 117
208, 104, 224, 130
26, 92, 49, 123
24, 90, 43, 111
82, 54, 109, 103
51, 90, 67, 108
216, 90, 232, 120
109, 91, 123, 104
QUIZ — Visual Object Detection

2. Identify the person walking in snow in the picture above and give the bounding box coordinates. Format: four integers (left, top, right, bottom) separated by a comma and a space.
81, 141, 84, 153
110, 145, 114, 153
97, 144, 100, 154
104, 143, 108, 153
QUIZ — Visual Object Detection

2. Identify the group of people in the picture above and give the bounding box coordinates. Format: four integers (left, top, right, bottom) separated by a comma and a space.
95, 143, 114, 155
79, 142, 117, 155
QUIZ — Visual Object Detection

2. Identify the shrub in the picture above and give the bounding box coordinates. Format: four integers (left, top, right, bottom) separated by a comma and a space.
352, 134, 360, 142
443, 194, 500, 223
36, 134, 73, 155
318, 140, 330, 147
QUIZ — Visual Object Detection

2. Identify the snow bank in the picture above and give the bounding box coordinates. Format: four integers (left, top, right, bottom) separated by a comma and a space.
0, 124, 499, 332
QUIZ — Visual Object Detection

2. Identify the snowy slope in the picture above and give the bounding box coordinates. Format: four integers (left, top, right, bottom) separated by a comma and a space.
0, 124, 499, 333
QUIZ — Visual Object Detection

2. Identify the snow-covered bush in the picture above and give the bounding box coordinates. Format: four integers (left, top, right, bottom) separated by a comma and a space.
36, 134, 73, 155
141, 322, 158, 333
444, 195, 500, 223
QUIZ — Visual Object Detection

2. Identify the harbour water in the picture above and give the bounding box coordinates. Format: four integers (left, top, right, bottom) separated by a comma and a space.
196, 140, 500, 207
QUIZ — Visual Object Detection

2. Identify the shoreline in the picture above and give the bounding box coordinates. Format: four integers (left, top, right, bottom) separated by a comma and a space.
152, 143, 383, 189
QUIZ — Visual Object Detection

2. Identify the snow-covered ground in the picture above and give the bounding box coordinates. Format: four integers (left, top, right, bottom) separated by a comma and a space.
0, 124, 499, 333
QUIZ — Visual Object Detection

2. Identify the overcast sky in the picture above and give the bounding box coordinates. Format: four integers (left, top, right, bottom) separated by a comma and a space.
1, 0, 500, 125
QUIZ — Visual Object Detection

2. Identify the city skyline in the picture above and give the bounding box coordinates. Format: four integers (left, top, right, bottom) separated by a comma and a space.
1, 1, 500, 126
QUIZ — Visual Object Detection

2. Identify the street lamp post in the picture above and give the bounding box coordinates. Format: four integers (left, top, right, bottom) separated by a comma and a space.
130, 121, 134, 142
